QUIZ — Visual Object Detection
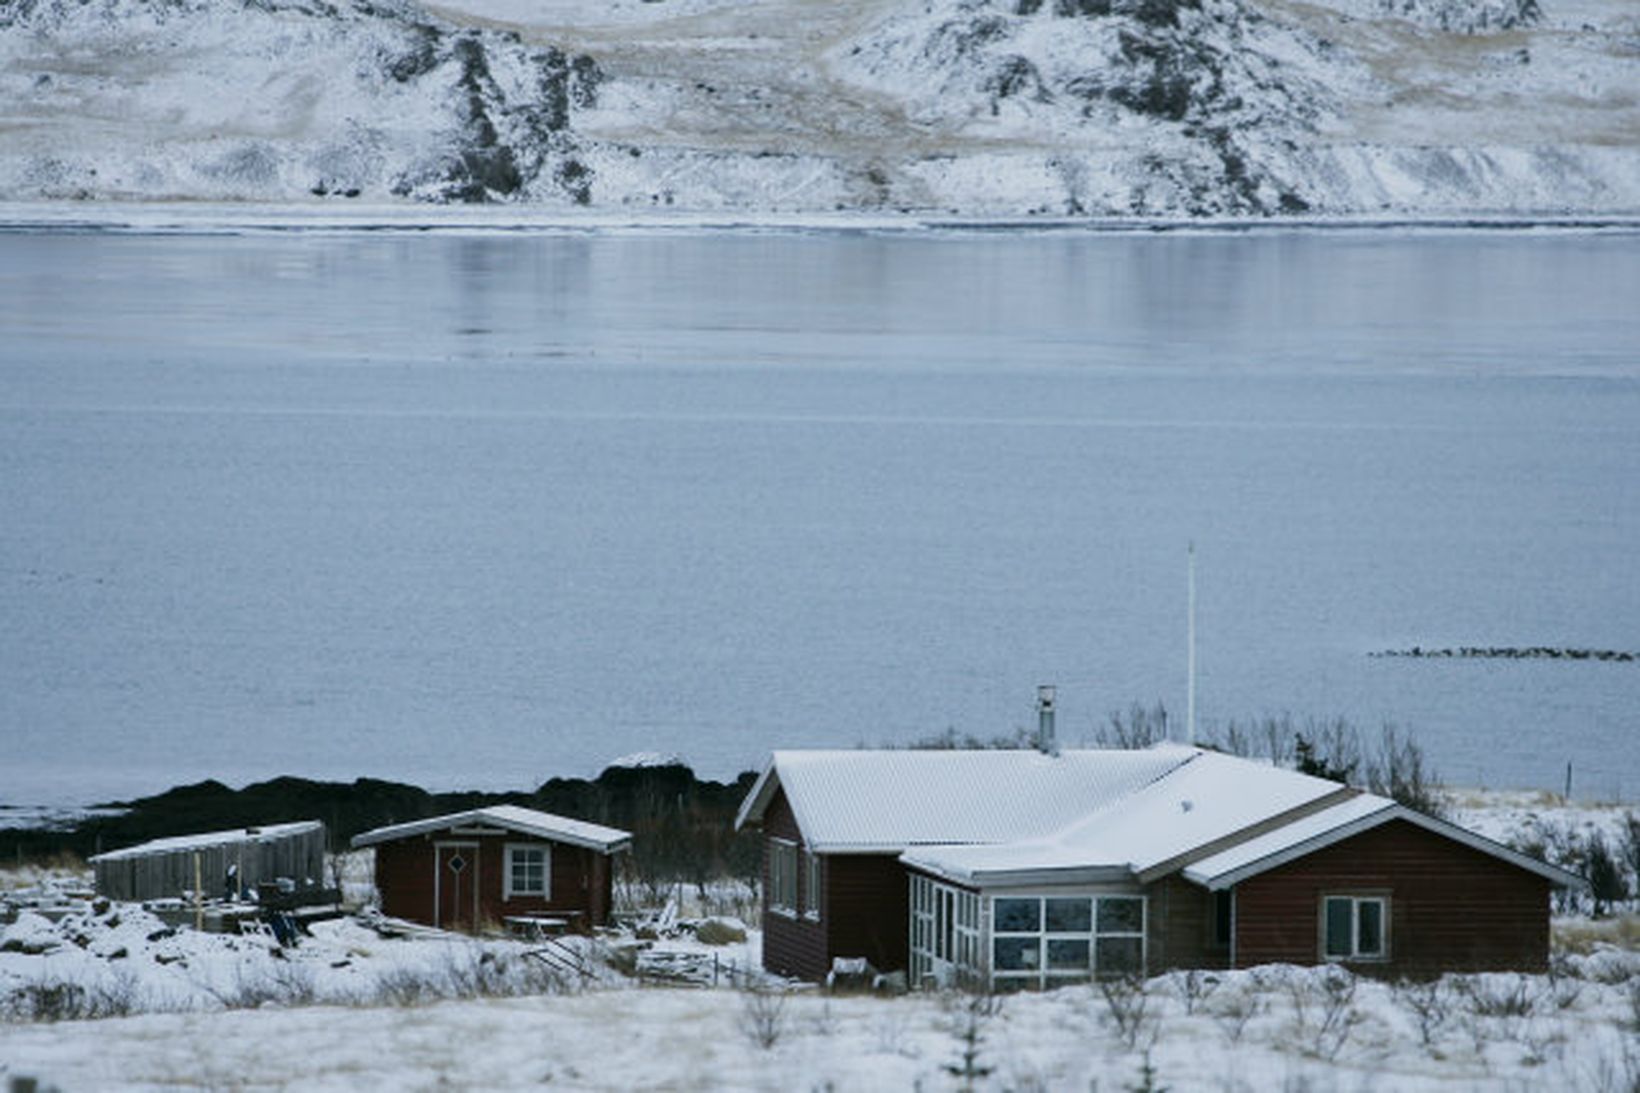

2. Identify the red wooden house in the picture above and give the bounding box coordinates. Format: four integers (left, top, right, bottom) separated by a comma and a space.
352, 805, 631, 933
735, 746, 1581, 987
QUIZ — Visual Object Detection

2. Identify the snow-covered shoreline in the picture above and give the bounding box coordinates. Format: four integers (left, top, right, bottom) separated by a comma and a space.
6, 200, 1640, 236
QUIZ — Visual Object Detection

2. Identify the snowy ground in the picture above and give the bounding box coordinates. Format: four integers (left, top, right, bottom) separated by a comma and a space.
1, 0, 1636, 213
1, 791, 1636, 1091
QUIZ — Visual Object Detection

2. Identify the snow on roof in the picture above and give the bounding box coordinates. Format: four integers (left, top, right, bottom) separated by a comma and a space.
735, 746, 1196, 853
902, 752, 1351, 885
89, 820, 324, 863
349, 805, 631, 853
1183, 795, 1587, 891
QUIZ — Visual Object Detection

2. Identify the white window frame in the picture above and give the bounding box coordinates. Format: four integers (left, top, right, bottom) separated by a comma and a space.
769, 838, 798, 917
909, 874, 981, 989
503, 842, 549, 900
803, 849, 822, 921
1321, 894, 1389, 962
989, 894, 1148, 991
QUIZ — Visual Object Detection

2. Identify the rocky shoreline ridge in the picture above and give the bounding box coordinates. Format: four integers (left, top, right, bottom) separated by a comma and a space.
0, 764, 763, 885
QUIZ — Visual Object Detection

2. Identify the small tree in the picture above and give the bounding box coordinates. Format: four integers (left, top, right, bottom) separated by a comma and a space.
1584, 833, 1630, 917
1294, 733, 1355, 785
942, 991, 1001, 1091
738, 981, 788, 1050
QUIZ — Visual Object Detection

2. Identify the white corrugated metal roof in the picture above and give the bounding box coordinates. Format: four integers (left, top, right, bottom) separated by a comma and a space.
736, 746, 1197, 852
742, 744, 1583, 891
1183, 795, 1586, 891
89, 820, 324, 862
350, 805, 631, 853
902, 753, 1349, 884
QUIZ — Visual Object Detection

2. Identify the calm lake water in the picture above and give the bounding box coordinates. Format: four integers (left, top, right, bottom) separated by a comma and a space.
2, 226, 1637, 806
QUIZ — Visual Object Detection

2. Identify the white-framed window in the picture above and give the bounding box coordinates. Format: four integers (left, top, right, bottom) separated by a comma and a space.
504, 843, 549, 900
991, 894, 1147, 991
1322, 895, 1388, 961
803, 849, 822, 921
769, 838, 798, 916
909, 874, 981, 988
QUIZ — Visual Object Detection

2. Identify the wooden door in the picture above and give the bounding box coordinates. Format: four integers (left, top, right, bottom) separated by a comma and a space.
435, 842, 479, 931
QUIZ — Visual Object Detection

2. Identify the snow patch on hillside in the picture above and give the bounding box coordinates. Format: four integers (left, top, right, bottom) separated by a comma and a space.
0, 0, 1637, 214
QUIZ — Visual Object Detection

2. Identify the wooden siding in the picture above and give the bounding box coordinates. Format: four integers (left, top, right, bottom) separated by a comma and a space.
825, 853, 909, 975
373, 831, 615, 932
1234, 818, 1552, 973
755, 786, 910, 981
93, 825, 326, 903
759, 786, 828, 980
1143, 873, 1229, 974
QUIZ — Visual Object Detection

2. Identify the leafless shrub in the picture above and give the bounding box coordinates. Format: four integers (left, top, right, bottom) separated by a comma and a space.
1392, 976, 1453, 1050
1167, 968, 1220, 1015
212, 961, 316, 1009
738, 980, 789, 1050
902, 726, 1033, 750
1581, 1041, 1640, 1093
374, 965, 446, 1007
1364, 723, 1445, 818
1, 971, 138, 1022
1097, 702, 1171, 750
1457, 974, 1537, 1019
1098, 973, 1158, 1051
1207, 986, 1262, 1045
874, 1009, 913, 1056
1543, 955, 1584, 1011
368, 944, 566, 1007
1516, 1020, 1566, 1068
1455, 973, 1540, 1055
1286, 966, 1361, 1061
1311, 966, 1362, 1060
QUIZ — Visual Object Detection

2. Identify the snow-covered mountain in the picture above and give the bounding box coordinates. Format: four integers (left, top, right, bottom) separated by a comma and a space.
1, 0, 1636, 215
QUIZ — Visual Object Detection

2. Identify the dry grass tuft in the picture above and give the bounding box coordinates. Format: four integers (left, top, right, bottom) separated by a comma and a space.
1554, 914, 1640, 955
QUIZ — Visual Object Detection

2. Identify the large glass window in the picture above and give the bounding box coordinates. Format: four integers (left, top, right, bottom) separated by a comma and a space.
994, 898, 1041, 932
1046, 898, 1092, 933
990, 894, 1148, 991
1322, 895, 1388, 960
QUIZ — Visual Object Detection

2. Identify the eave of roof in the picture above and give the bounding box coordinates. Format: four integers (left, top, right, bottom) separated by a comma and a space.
1183, 797, 1587, 891
350, 805, 631, 853
899, 752, 1351, 886
89, 820, 324, 863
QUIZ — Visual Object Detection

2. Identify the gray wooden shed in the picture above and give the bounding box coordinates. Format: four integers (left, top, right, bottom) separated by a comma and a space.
90, 820, 327, 902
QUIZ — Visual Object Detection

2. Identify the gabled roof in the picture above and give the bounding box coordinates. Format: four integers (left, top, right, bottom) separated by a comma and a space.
1183, 795, 1587, 891
734, 747, 1196, 853
90, 820, 323, 863
903, 752, 1353, 886
350, 805, 631, 854
740, 744, 1584, 892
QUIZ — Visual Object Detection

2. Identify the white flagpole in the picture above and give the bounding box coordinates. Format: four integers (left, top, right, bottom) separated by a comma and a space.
1187, 543, 1197, 748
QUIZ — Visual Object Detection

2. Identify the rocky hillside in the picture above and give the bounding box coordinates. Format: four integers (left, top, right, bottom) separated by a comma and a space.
0, 0, 1636, 215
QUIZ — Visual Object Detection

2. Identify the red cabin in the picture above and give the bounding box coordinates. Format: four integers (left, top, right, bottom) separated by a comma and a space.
736, 746, 1582, 987
352, 805, 631, 934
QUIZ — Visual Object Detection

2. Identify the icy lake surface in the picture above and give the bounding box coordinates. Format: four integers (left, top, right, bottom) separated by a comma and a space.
2, 226, 1637, 805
